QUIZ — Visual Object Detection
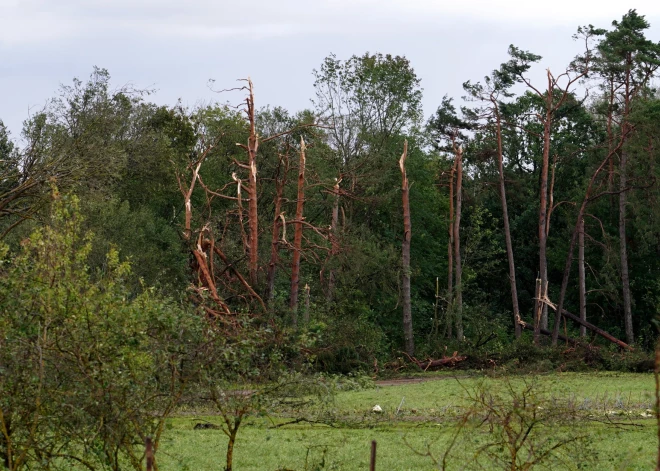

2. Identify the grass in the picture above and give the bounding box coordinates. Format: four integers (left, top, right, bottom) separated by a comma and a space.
155, 372, 658, 470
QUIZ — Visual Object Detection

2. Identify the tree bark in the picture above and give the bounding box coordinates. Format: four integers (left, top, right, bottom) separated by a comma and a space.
578, 217, 586, 337
493, 102, 521, 338
289, 137, 307, 326
535, 71, 553, 343
454, 144, 464, 341
245, 79, 260, 288
400, 140, 415, 356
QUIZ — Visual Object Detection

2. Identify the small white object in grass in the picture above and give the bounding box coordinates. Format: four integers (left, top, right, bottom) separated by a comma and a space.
372, 405, 383, 413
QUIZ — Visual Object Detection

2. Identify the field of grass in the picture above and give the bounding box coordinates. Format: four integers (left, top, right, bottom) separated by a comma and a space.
156, 372, 659, 470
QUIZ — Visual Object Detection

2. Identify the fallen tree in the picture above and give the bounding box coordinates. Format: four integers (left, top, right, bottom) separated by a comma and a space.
536, 298, 632, 351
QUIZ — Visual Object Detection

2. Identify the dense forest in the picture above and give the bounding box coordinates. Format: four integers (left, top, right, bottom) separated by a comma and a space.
2, 10, 660, 360
3, 8, 660, 471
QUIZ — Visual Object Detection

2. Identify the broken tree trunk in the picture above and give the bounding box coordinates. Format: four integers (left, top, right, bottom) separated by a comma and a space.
243, 79, 260, 287
542, 299, 632, 350
405, 351, 467, 370
400, 140, 415, 356
289, 137, 307, 326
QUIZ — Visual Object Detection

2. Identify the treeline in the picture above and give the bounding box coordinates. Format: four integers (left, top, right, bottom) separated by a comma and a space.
1, 9, 660, 367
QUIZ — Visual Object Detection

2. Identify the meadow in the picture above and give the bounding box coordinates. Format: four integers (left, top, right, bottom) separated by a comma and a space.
156, 372, 659, 470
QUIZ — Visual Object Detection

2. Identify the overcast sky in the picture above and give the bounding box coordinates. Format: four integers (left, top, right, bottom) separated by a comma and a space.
2, 0, 660, 140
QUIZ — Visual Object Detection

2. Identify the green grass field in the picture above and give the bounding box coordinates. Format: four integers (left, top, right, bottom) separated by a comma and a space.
156, 372, 659, 470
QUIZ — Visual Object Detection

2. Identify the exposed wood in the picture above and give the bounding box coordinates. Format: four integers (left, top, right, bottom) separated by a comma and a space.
210, 244, 266, 311
537, 70, 553, 337
289, 137, 307, 326
400, 140, 415, 356
406, 351, 467, 370
370, 440, 377, 471
542, 299, 632, 350
242, 78, 260, 287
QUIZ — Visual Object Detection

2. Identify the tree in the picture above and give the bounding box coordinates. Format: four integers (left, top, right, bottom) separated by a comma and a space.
0, 189, 199, 470
593, 10, 660, 343
463, 64, 524, 338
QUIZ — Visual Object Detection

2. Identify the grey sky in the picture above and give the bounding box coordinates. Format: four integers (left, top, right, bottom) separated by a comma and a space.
2, 0, 659, 141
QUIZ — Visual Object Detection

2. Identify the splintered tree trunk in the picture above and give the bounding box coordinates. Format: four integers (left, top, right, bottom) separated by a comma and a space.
454, 145, 464, 341
327, 177, 341, 303
578, 217, 586, 337
289, 137, 307, 326
536, 75, 553, 343
245, 79, 260, 287
447, 159, 455, 339
400, 140, 415, 356
620, 149, 633, 344
494, 105, 521, 338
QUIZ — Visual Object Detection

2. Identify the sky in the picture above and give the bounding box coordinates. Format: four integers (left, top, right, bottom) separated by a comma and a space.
2, 0, 660, 141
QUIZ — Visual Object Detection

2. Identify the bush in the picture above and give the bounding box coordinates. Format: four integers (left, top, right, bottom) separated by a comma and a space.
0, 191, 201, 471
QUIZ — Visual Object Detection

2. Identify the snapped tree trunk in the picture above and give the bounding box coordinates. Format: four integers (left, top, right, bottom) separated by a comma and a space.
244, 79, 260, 288
494, 103, 521, 338
535, 71, 553, 343
454, 144, 464, 341
400, 140, 415, 356
289, 137, 307, 326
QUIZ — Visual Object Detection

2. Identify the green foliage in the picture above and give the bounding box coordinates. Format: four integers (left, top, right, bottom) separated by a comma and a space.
0, 190, 200, 470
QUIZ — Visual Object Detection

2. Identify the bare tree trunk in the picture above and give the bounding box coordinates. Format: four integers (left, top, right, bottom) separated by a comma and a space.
494, 104, 521, 338
454, 145, 464, 341
578, 216, 586, 337
400, 140, 415, 356
536, 73, 553, 344
447, 159, 455, 339
289, 137, 307, 326
241, 79, 260, 288
327, 177, 341, 303
620, 148, 634, 344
